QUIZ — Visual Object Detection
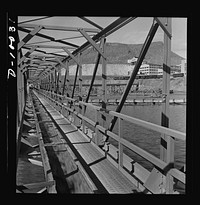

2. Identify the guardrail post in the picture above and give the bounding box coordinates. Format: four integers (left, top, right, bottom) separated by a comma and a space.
95, 109, 99, 145
82, 104, 85, 133
101, 37, 107, 146
166, 136, 175, 194
118, 118, 123, 168
159, 17, 174, 194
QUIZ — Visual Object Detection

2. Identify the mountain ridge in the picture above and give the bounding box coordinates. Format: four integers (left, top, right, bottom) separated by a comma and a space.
79, 41, 184, 66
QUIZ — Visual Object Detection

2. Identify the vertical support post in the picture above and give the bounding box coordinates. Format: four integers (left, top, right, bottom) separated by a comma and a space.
71, 64, 79, 99
48, 74, 50, 91
100, 37, 107, 146
81, 104, 85, 133
160, 17, 172, 161
78, 53, 83, 127
73, 53, 81, 127
159, 18, 174, 194
56, 69, 60, 94
62, 61, 69, 95
17, 51, 22, 122
95, 109, 99, 145
43, 78, 46, 90
118, 118, 123, 168
50, 71, 53, 97
85, 38, 104, 103
20, 62, 25, 117
78, 53, 83, 101
54, 69, 57, 93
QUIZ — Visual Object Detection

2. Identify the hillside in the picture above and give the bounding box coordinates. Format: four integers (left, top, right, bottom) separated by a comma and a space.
79, 41, 184, 66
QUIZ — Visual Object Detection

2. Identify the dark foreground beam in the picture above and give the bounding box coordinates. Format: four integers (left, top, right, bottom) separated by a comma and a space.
107, 21, 159, 139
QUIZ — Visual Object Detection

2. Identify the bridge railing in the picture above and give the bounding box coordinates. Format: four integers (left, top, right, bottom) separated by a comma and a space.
38, 90, 186, 194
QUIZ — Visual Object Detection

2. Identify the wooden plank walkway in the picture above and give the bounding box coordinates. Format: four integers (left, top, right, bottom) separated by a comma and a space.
34, 91, 139, 194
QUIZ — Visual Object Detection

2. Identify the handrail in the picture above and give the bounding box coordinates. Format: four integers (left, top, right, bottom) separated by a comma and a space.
79, 100, 186, 141
37, 90, 186, 186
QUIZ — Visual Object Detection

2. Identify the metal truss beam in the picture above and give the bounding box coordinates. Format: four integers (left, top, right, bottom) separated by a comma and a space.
19, 23, 100, 33
22, 46, 47, 54
154, 17, 172, 39
71, 64, 79, 99
24, 44, 75, 49
62, 61, 69, 95
18, 16, 53, 24
78, 28, 106, 59
56, 57, 68, 69
62, 47, 80, 66
85, 52, 101, 103
18, 45, 37, 65
20, 63, 27, 72
78, 17, 103, 30
18, 27, 79, 48
25, 34, 94, 46
60, 17, 134, 65
85, 37, 105, 103
34, 17, 135, 75
18, 25, 43, 50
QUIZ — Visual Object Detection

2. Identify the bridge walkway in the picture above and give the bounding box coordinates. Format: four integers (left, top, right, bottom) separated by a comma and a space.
33, 91, 140, 194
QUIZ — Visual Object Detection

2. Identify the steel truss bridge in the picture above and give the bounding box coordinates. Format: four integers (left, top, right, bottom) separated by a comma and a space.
15, 16, 185, 194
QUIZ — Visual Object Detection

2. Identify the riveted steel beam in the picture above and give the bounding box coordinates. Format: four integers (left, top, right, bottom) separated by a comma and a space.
154, 17, 172, 39
79, 16, 103, 30
62, 47, 81, 66
18, 25, 43, 50
78, 28, 106, 59
85, 52, 101, 103
24, 44, 75, 49
57, 17, 134, 66
18, 16, 53, 24
62, 61, 69, 95
19, 23, 100, 33
18, 45, 37, 65
18, 27, 79, 48
56, 57, 68, 68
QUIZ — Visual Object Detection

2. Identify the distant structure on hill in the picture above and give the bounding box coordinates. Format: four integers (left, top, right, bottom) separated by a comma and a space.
127, 56, 187, 76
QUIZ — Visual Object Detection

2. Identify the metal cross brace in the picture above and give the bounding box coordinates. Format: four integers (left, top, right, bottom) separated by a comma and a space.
78, 28, 106, 59
62, 47, 81, 66
18, 45, 37, 65
56, 57, 68, 69
154, 17, 172, 39
18, 25, 43, 50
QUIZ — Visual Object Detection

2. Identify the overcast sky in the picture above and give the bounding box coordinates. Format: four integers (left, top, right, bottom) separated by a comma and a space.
18, 16, 187, 59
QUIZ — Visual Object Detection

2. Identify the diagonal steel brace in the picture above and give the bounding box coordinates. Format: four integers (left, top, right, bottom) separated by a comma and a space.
78, 28, 106, 59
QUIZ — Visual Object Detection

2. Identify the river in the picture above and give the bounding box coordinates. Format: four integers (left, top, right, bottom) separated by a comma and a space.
84, 103, 186, 171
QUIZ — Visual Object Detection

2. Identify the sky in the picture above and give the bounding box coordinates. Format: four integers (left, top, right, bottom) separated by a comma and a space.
18, 16, 187, 59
